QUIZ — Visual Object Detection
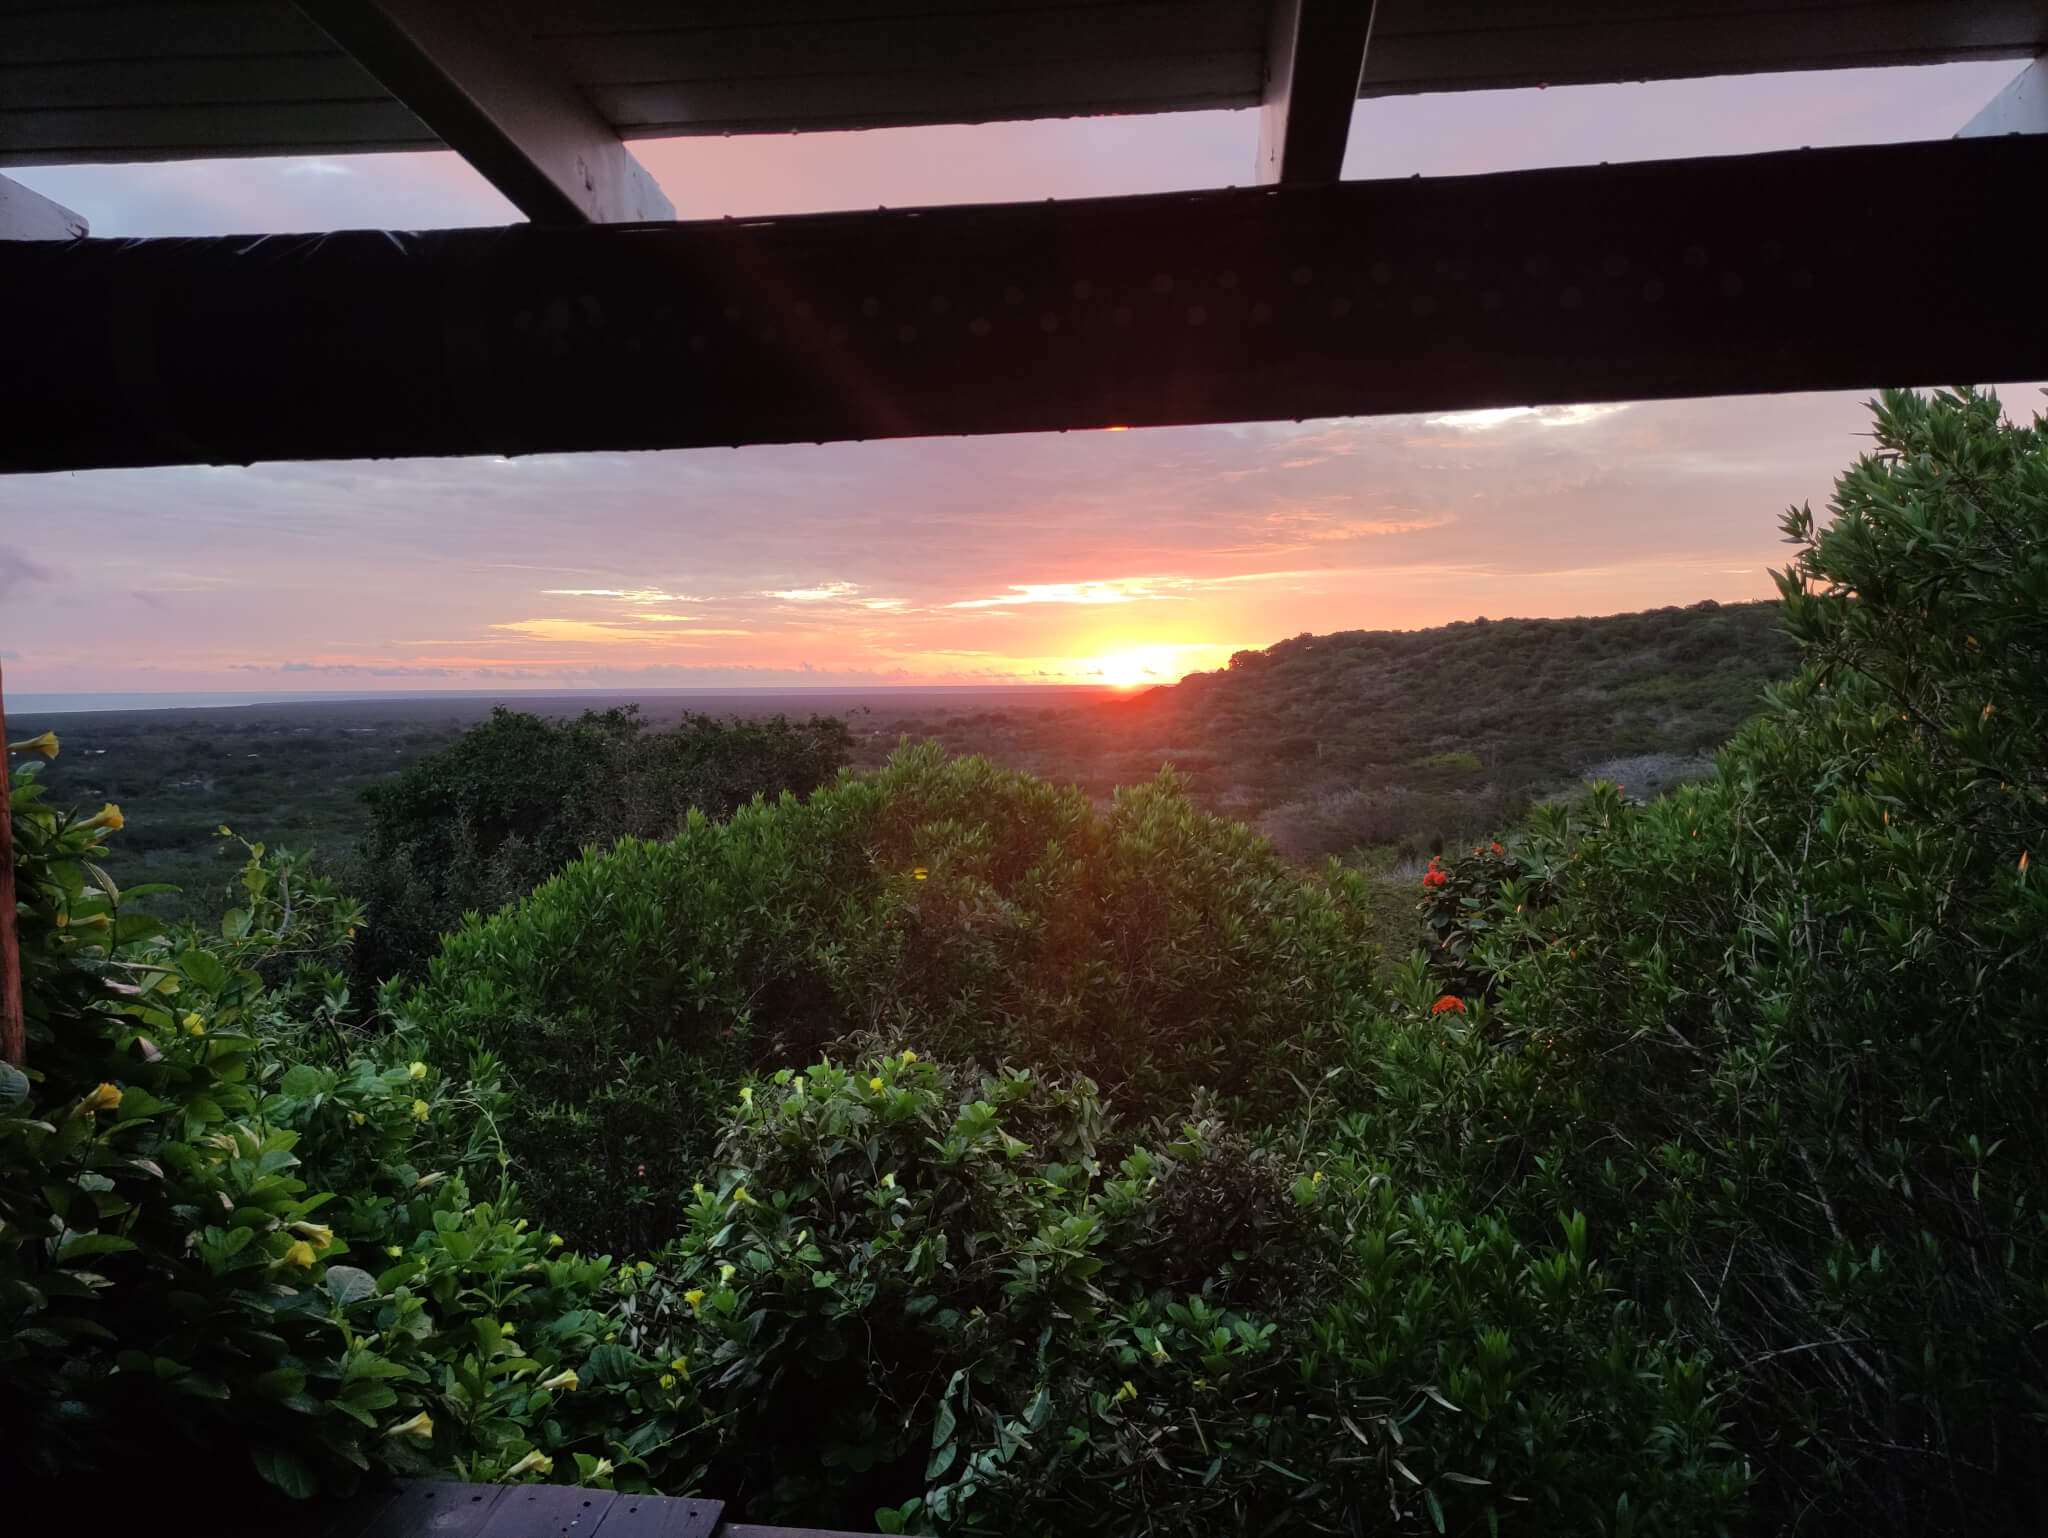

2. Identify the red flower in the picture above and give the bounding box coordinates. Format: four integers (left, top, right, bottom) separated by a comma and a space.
1431, 995, 1465, 1015
1490, 842, 1504, 855
1423, 869, 1448, 888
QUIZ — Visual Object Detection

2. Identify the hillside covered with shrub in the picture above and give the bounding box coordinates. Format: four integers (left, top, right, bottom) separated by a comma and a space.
5, 388, 2045, 1536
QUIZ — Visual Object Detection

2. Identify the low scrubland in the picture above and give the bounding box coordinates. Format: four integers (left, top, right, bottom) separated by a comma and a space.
5, 389, 2045, 1535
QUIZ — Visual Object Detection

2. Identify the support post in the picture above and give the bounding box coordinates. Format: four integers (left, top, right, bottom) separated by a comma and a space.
294, 0, 673, 224
1258, 0, 1376, 184
1, 663, 24, 1066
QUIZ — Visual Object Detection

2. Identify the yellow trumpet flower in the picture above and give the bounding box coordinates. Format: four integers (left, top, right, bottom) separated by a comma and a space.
8, 731, 59, 759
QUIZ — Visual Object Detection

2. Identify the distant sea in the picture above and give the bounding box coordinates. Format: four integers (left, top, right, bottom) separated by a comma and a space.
10, 691, 412, 714
9, 685, 1093, 716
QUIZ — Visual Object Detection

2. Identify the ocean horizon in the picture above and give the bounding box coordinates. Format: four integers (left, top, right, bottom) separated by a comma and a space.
8, 683, 1106, 716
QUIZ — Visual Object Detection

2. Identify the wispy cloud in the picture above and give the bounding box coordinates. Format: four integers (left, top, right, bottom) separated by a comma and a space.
946, 579, 1184, 610
1, 547, 57, 601
765, 582, 862, 603
1424, 404, 1632, 432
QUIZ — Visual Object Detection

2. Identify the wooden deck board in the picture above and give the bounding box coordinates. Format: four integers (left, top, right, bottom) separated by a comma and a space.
313, 1482, 761, 1538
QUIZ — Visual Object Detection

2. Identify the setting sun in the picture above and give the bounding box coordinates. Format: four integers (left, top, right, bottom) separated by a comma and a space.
1086, 644, 1212, 689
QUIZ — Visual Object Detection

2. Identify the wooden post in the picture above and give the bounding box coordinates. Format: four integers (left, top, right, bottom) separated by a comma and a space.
0, 660, 23, 1065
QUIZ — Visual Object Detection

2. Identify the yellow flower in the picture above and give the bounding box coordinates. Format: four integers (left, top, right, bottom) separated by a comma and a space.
540, 1368, 578, 1393
83, 802, 124, 832
869, 1077, 885, 1093
385, 1245, 404, 1258
182, 1012, 206, 1036
739, 1086, 753, 1105
692, 1182, 705, 1199
350, 1112, 366, 1126
290, 1221, 334, 1250
1113, 1380, 1137, 1404
912, 867, 928, 881
504, 1449, 552, 1478
8, 731, 59, 759
685, 1289, 706, 1311
410, 1099, 430, 1122
547, 1233, 564, 1248
718, 1263, 736, 1284
1310, 1170, 1324, 1187
1150, 1342, 1170, 1363
732, 1185, 752, 1205
282, 1240, 318, 1269
73, 1082, 122, 1118
900, 1049, 918, 1065
385, 1411, 434, 1441
670, 1355, 689, 1375
500, 1321, 518, 1336
407, 1061, 428, 1080
880, 1172, 895, 1189
658, 1373, 676, 1390
590, 1458, 614, 1481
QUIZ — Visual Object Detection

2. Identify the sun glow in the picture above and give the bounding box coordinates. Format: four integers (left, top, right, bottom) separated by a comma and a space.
1085, 643, 1216, 689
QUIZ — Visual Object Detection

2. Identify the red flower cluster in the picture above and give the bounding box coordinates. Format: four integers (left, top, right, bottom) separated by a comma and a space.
1423, 856, 1448, 889
1431, 995, 1466, 1015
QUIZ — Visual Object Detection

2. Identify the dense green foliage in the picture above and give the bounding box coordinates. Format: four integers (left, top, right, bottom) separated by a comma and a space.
7, 388, 2044, 1537
349, 706, 851, 985
10, 704, 467, 926
1411, 389, 2048, 1531
0, 772, 710, 1502
409, 750, 1378, 1253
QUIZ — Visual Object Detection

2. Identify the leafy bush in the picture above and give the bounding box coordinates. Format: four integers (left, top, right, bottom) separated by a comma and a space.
349, 706, 850, 985
1410, 389, 2048, 1532
625, 1053, 1744, 1535
1, 751, 699, 1500
410, 748, 1381, 1252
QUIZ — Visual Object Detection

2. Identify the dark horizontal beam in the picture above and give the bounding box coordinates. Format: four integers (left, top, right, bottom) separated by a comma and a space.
4, 135, 2046, 475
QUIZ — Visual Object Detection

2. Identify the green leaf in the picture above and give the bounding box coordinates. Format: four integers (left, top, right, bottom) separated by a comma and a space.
324, 1266, 378, 1307
251, 1445, 318, 1500
56, 1232, 137, 1262
280, 1065, 327, 1100
0, 1062, 28, 1114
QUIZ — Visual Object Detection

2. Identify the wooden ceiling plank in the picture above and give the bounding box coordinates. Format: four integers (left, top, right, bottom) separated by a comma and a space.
292, 0, 673, 222
1258, 0, 1375, 185
0, 54, 398, 113
1359, 0, 2048, 95
5, 135, 2041, 474
594, 56, 1260, 136
0, 100, 432, 165
0, 3, 338, 64
543, 2, 1265, 88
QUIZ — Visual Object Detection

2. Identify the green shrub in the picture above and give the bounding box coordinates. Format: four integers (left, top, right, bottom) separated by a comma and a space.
624, 1053, 1743, 1535
1409, 388, 2048, 1531
0, 753, 700, 1500
349, 706, 851, 985
410, 748, 1381, 1252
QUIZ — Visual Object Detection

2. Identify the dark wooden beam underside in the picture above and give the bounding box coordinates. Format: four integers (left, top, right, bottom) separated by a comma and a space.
3, 136, 2045, 476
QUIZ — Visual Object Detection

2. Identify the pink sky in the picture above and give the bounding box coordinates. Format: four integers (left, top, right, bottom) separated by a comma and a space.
3, 61, 2042, 694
